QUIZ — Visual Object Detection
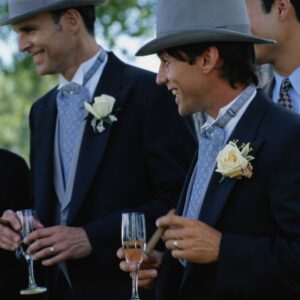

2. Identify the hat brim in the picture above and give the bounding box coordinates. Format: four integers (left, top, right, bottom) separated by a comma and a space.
136, 29, 276, 56
0, 0, 107, 26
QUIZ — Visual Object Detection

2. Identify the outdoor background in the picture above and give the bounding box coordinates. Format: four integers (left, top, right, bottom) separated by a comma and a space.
0, 0, 158, 161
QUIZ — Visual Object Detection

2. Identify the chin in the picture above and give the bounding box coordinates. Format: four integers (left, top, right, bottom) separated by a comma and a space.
178, 106, 193, 117
36, 66, 53, 76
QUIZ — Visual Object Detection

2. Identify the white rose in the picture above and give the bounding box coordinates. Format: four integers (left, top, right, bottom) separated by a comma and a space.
84, 94, 115, 120
215, 141, 250, 178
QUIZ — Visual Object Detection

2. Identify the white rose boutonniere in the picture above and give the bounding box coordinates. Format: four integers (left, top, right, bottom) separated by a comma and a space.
215, 140, 254, 182
84, 94, 118, 133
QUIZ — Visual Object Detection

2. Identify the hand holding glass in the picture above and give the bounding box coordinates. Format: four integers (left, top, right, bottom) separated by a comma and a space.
16, 209, 47, 295
121, 212, 146, 300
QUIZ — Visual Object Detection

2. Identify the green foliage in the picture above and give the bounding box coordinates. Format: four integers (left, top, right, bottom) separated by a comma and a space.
0, 0, 155, 162
98, 0, 155, 48
0, 56, 58, 160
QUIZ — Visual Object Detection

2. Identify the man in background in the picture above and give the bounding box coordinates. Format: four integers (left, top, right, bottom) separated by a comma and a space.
246, 0, 300, 111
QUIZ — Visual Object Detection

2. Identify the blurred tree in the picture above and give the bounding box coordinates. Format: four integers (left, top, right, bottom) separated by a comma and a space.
0, 0, 155, 161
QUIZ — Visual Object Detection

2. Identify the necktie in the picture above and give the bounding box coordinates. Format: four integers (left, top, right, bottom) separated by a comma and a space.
278, 78, 293, 110
56, 50, 106, 185
186, 85, 256, 219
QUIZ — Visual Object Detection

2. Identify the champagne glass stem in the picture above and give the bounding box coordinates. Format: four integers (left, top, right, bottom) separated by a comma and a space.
131, 269, 139, 300
27, 258, 37, 288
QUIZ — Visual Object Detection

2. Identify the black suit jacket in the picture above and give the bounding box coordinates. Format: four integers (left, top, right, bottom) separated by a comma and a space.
0, 149, 32, 300
29, 53, 196, 299
156, 90, 300, 300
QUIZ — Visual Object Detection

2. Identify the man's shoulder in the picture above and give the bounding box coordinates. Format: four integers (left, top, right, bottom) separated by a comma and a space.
31, 86, 58, 109
255, 89, 300, 135
0, 149, 28, 170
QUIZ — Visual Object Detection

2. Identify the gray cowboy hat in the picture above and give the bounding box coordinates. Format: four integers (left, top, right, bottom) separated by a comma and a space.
0, 0, 107, 25
136, 0, 275, 56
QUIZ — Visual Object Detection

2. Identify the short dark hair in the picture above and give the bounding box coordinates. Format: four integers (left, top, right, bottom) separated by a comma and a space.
160, 42, 258, 88
51, 5, 96, 36
261, 0, 300, 22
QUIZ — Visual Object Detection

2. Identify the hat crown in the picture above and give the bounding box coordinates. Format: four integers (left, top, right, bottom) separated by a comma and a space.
8, 0, 61, 18
156, 0, 251, 38
0, 0, 106, 25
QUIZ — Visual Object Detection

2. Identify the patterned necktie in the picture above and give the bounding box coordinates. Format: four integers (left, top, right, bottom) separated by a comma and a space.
186, 85, 256, 219
278, 78, 293, 110
56, 50, 106, 185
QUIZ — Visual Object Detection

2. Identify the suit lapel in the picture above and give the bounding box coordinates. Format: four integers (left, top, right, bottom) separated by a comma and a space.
67, 53, 131, 223
34, 89, 58, 226
199, 92, 269, 227
180, 91, 271, 289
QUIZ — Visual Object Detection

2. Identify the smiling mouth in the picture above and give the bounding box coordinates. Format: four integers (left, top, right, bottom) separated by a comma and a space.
31, 50, 43, 58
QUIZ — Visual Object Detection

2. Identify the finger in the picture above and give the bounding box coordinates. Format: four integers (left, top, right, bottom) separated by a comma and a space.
0, 234, 20, 251
138, 269, 158, 289
156, 215, 192, 229
24, 227, 54, 244
119, 260, 138, 272
34, 220, 44, 230
41, 251, 67, 266
165, 239, 184, 251
117, 247, 125, 259
2, 210, 22, 232
138, 269, 158, 280
163, 227, 187, 242
32, 243, 58, 260
27, 236, 56, 255
139, 278, 155, 289
0, 226, 21, 245
170, 249, 186, 260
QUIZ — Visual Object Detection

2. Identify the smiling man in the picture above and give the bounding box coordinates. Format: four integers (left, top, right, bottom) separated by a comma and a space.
119, 0, 300, 299
0, 0, 196, 299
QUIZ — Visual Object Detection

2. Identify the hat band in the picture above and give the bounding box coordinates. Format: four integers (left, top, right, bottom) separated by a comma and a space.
157, 24, 251, 39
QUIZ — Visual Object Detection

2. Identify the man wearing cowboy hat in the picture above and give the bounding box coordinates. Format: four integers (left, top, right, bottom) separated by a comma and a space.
119, 0, 300, 299
0, 0, 196, 299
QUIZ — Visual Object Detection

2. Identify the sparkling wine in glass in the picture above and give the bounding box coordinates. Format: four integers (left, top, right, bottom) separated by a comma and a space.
16, 209, 47, 295
122, 212, 146, 300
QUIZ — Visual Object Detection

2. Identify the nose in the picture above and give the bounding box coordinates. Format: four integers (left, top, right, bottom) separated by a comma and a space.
18, 33, 32, 53
156, 63, 168, 86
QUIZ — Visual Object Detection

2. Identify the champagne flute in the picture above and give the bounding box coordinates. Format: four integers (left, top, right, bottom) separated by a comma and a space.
16, 209, 47, 295
122, 212, 146, 300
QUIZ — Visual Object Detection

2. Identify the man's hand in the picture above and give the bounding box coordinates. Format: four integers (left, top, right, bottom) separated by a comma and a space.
117, 248, 163, 289
157, 214, 221, 264
0, 210, 22, 251
25, 226, 92, 266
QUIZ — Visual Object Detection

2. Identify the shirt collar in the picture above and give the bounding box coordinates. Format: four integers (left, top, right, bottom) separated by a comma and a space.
58, 46, 102, 89
274, 67, 300, 99
202, 86, 255, 130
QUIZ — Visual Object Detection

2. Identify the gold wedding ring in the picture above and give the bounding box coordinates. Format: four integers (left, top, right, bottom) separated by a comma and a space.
49, 246, 55, 254
173, 240, 179, 249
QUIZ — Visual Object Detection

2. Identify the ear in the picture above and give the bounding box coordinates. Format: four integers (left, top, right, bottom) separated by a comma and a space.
275, 0, 291, 20
197, 46, 221, 74
60, 9, 82, 34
